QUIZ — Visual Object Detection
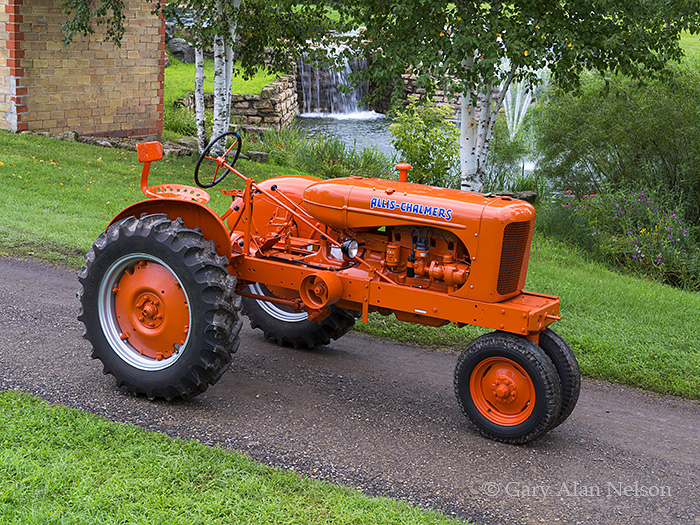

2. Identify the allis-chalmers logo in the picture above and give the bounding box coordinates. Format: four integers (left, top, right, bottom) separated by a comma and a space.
369, 197, 453, 221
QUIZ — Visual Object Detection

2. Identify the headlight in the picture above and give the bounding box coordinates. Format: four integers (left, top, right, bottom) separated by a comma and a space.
340, 239, 359, 260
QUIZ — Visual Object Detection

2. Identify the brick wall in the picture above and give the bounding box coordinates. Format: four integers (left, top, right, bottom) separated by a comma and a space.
0, 0, 164, 136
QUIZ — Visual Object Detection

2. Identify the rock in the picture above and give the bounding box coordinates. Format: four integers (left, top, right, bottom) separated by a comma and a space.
168, 38, 194, 64
176, 137, 198, 149
247, 151, 269, 163
79, 136, 113, 148
165, 22, 176, 42
513, 190, 538, 204
56, 131, 79, 142
161, 141, 193, 157
494, 190, 538, 204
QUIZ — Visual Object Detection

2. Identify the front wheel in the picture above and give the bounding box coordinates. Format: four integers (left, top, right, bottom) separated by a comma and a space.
241, 282, 356, 348
538, 328, 580, 428
78, 214, 241, 400
454, 332, 562, 444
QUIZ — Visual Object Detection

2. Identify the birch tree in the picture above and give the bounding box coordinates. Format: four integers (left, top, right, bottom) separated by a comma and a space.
336, 0, 700, 191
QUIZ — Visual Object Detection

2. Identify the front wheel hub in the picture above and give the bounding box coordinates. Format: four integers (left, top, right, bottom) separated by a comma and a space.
492, 376, 518, 404
470, 356, 535, 426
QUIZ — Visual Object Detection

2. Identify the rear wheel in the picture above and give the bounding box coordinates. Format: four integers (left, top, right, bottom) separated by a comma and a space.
78, 214, 241, 400
454, 332, 562, 444
241, 282, 356, 348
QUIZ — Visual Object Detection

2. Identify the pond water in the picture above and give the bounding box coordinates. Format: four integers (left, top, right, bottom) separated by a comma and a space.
294, 112, 398, 160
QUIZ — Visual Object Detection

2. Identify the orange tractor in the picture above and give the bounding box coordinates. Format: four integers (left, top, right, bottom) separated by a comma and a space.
78, 132, 580, 444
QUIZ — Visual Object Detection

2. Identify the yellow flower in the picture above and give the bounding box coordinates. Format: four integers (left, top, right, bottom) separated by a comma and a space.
524, 50, 528, 56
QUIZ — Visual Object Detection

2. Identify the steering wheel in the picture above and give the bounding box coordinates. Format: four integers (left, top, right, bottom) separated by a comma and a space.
194, 131, 242, 188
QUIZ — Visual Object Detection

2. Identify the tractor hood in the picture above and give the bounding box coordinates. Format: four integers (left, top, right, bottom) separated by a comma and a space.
301, 177, 535, 232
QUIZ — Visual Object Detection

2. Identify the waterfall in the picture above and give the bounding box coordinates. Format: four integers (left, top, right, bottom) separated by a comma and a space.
296, 54, 369, 115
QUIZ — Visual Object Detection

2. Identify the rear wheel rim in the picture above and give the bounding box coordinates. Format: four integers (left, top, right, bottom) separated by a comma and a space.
249, 282, 308, 323
99, 254, 191, 371
470, 356, 535, 426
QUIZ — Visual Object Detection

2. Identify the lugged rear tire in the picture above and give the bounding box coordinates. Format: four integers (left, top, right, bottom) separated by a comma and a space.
241, 282, 356, 349
454, 332, 562, 444
78, 214, 241, 400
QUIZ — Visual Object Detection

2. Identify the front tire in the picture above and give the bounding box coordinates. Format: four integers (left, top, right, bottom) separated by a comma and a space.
538, 328, 580, 428
241, 282, 356, 348
454, 332, 562, 444
78, 214, 241, 400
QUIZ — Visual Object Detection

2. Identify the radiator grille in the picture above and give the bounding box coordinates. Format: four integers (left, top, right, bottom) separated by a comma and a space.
497, 221, 533, 296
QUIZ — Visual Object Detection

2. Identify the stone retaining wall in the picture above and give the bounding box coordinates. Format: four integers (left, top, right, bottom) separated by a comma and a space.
369, 74, 461, 118
179, 74, 297, 132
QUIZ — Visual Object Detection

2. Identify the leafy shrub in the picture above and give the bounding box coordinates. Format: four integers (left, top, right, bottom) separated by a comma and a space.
538, 188, 700, 290
484, 118, 528, 189
242, 125, 393, 180
388, 97, 459, 187
532, 58, 700, 225
163, 105, 197, 136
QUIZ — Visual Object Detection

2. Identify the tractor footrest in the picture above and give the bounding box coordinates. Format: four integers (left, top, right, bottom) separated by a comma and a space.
144, 184, 210, 204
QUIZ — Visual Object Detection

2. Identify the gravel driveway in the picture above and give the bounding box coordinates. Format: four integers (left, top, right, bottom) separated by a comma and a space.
1, 256, 699, 525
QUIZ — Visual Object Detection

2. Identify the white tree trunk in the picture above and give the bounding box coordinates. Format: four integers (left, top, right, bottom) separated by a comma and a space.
210, 1, 240, 155
460, 91, 480, 192
459, 71, 515, 192
194, 46, 208, 153
211, 34, 228, 155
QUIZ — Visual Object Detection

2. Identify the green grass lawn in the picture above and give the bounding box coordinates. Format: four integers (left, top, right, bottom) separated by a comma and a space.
681, 31, 700, 56
1, 130, 699, 400
0, 391, 461, 525
165, 57, 279, 103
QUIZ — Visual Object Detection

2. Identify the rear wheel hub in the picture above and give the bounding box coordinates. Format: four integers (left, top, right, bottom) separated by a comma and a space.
99, 254, 192, 370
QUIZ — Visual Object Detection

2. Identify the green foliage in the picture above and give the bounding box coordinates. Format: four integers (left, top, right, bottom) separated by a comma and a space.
336, 1, 700, 104
482, 118, 548, 199
388, 98, 459, 187
537, 188, 700, 291
532, 59, 700, 226
60, 0, 127, 45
